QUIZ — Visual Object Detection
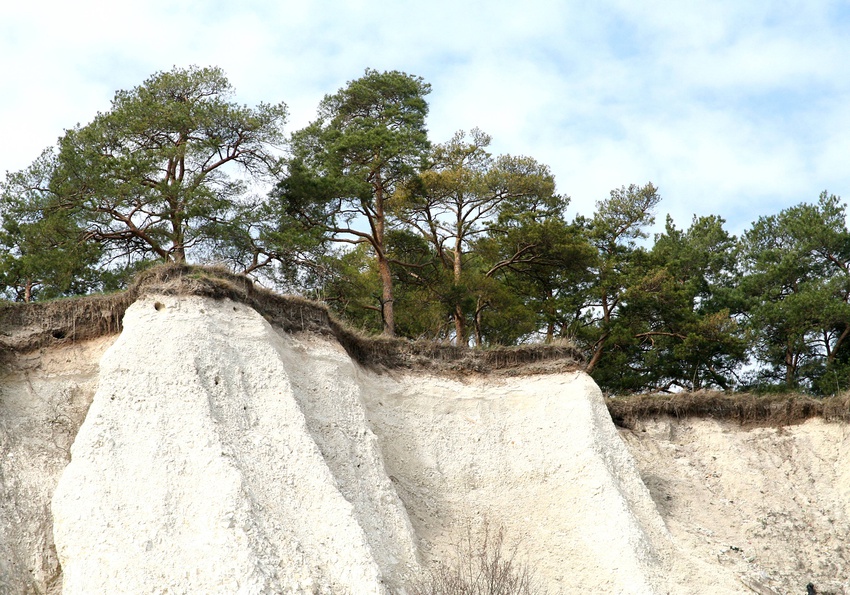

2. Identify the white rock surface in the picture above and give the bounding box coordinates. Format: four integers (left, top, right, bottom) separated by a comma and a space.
620, 417, 850, 594
48, 294, 736, 594
358, 371, 738, 594
51, 296, 418, 594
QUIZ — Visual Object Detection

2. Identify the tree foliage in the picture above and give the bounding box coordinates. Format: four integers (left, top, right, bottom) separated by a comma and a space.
51, 65, 286, 265
272, 69, 431, 336
7, 63, 850, 396
618, 215, 746, 392
578, 182, 661, 377
0, 149, 103, 301
738, 192, 850, 390
395, 129, 573, 345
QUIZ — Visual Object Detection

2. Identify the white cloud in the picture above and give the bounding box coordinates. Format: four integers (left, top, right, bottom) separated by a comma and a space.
1, 0, 849, 236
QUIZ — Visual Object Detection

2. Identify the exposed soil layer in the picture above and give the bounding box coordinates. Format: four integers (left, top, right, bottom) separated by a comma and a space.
608, 391, 850, 429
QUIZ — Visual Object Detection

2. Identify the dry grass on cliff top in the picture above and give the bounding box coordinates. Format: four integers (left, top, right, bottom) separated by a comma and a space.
0, 263, 583, 376
607, 390, 850, 428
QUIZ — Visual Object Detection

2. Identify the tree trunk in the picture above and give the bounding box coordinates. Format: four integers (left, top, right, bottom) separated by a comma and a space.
691, 365, 701, 391
585, 339, 606, 374
785, 342, 796, 387
171, 214, 186, 263
453, 235, 465, 345
374, 178, 394, 336
454, 305, 465, 346
585, 291, 612, 374
474, 297, 485, 346
828, 325, 850, 365
172, 245, 186, 263
378, 253, 395, 336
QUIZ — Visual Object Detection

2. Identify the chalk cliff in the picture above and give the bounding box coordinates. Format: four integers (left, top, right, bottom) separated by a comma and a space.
1, 287, 848, 593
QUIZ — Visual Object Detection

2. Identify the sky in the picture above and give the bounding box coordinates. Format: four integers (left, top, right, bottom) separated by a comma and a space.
2, 0, 849, 236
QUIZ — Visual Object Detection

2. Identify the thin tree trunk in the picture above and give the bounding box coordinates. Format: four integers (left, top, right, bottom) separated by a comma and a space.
828, 325, 850, 365
585, 291, 612, 374
474, 296, 485, 346
585, 338, 606, 374
785, 343, 796, 387
375, 179, 394, 336
453, 235, 465, 345
378, 254, 394, 336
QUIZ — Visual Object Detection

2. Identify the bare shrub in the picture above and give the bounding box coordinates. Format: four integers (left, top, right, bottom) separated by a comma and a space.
409, 521, 548, 595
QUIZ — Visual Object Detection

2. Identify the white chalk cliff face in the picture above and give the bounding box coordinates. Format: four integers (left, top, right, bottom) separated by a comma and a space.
46, 295, 734, 594
10, 293, 843, 593
51, 296, 418, 594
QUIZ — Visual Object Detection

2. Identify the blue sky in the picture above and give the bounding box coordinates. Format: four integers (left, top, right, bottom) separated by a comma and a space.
2, 0, 849, 236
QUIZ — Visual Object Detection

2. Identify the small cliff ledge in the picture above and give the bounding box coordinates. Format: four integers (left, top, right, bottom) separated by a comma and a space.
2, 274, 848, 593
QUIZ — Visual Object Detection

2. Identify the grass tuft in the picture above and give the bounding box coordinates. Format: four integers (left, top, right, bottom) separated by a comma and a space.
607, 390, 850, 428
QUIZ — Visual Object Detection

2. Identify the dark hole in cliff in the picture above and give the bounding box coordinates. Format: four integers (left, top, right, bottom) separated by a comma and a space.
52, 329, 66, 339
154, 302, 165, 311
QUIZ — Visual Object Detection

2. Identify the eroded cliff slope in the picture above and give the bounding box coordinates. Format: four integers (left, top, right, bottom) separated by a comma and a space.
0, 337, 111, 594
620, 417, 850, 594
1, 280, 848, 594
